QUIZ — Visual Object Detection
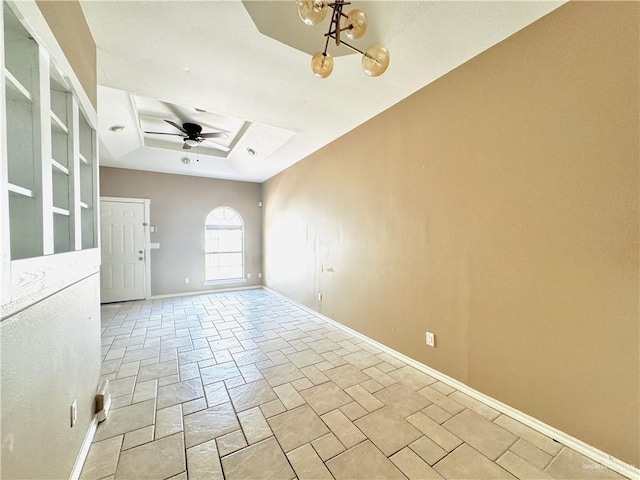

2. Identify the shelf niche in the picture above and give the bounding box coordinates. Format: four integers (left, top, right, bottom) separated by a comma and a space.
4, 2, 42, 259
2, 2, 98, 261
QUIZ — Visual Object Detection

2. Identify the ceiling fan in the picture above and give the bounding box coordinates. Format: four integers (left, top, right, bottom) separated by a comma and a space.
144, 120, 227, 150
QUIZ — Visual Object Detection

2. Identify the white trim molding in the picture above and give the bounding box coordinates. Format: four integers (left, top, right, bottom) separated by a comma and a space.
203, 279, 247, 287
151, 285, 261, 300
263, 287, 639, 480
69, 415, 98, 480
1, 251, 100, 320
99, 197, 152, 300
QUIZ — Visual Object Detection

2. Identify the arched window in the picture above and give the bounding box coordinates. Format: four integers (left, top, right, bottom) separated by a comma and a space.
204, 207, 244, 282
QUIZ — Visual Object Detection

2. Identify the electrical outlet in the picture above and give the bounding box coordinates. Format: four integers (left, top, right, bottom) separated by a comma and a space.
258, 272, 262, 278
247, 273, 251, 279
70, 399, 77, 427
184, 277, 190, 284
426, 332, 435, 347
2, 433, 14, 452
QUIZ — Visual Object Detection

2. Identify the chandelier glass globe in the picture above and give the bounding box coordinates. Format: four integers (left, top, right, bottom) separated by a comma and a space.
311, 52, 333, 78
362, 44, 390, 77
297, 1, 327, 26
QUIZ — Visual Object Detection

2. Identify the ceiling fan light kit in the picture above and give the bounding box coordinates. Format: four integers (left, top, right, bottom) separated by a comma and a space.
297, 0, 390, 78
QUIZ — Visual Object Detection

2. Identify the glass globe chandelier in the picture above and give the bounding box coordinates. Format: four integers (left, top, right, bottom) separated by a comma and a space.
297, 0, 390, 79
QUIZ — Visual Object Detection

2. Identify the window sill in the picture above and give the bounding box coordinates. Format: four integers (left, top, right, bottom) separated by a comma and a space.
203, 278, 247, 286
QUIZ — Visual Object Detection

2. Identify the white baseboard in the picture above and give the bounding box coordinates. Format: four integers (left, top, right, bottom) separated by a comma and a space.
69, 415, 98, 480
263, 287, 639, 480
150, 285, 261, 300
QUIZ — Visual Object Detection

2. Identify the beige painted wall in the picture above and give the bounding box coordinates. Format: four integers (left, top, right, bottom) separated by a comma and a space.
37, 0, 97, 108
1, 274, 101, 479
263, 2, 639, 466
100, 167, 263, 296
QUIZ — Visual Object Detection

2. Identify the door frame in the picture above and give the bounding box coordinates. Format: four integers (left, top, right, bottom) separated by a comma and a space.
100, 196, 152, 300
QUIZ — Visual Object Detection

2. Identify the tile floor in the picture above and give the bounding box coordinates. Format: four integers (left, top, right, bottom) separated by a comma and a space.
81, 289, 625, 480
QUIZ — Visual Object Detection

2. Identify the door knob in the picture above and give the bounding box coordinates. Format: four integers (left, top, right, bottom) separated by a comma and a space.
139, 250, 143, 254
138, 257, 144, 261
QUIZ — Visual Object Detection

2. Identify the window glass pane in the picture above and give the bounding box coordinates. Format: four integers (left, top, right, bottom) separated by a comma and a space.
205, 206, 243, 227
217, 266, 231, 280
219, 231, 232, 251
229, 253, 242, 267
204, 207, 244, 281
205, 253, 219, 268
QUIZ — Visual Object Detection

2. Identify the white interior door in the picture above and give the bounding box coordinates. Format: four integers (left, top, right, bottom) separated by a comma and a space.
100, 199, 147, 303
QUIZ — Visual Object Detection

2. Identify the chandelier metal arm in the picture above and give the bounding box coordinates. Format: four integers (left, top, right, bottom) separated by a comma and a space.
321, 34, 331, 57
330, 35, 381, 65
326, 34, 365, 57
324, 25, 354, 35
327, 2, 351, 11
323, 1, 355, 50
299, 0, 390, 78
331, 4, 343, 46
321, 30, 379, 65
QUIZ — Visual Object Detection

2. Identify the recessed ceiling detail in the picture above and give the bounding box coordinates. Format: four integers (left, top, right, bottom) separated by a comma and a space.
83, 1, 565, 182
134, 95, 247, 158
242, 1, 355, 58
97, 86, 296, 181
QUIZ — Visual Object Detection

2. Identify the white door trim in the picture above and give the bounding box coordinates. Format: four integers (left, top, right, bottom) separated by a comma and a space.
100, 196, 151, 300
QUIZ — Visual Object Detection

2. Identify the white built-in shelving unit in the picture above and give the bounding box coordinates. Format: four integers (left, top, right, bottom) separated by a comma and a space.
1, 0, 99, 316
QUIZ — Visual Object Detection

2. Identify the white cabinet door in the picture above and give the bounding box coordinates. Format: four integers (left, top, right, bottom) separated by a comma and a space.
100, 200, 146, 303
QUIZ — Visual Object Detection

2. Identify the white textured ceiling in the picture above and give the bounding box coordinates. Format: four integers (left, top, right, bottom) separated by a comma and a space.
81, 1, 564, 183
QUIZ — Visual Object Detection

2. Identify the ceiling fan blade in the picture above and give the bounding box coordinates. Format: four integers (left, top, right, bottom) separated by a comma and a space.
165, 120, 188, 134
200, 132, 228, 139
202, 139, 231, 152
182, 142, 192, 150
144, 131, 184, 136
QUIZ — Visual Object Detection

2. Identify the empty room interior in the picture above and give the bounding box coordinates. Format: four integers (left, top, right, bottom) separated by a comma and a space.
0, 1, 638, 479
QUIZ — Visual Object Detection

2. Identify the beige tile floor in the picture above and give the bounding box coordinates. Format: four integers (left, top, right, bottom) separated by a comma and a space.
81, 289, 625, 480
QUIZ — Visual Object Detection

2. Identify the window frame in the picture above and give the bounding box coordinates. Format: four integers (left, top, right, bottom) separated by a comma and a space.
203, 206, 245, 284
